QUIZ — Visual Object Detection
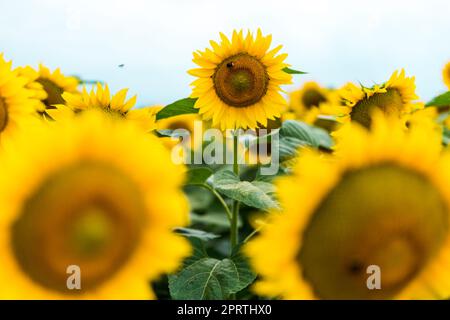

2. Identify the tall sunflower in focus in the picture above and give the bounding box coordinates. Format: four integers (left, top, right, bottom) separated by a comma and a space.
443, 62, 450, 90
0, 110, 191, 299
328, 70, 420, 129
17, 64, 79, 116
245, 114, 450, 299
189, 29, 292, 130
48, 83, 156, 132
0, 54, 37, 141
288, 81, 339, 124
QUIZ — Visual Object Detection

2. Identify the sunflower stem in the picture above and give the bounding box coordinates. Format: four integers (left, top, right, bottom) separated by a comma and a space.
230, 132, 240, 255
199, 184, 232, 222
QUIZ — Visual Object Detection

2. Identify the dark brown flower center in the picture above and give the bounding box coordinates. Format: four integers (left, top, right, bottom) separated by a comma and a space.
302, 89, 327, 109
12, 162, 147, 294
350, 89, 403, 128
213, 53, 268, 108
298, 164, 448, 299
0, 98, 8, 133
167, 121, 191, 131
37, 78, 65, 109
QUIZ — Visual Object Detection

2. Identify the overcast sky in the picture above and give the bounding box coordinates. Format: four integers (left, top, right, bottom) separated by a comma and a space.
1, 0, 449, 106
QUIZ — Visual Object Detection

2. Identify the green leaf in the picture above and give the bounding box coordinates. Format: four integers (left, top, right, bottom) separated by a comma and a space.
212, 170, 278, 211
168, 242, 256, 300
280, 120, 319, 147
184, 185, 214, 211
278, 136, 308, 161
156, 98, 198, 120
277, 120, 334, 162
443, 127, 450, 146
310, 126, 334, 150
174, 227, 220, 241
186, 167, 213, 185
251, 181, 276, 196
282, 67, 307, 75
191, 212, 242, 230
426, 91, 450, 108
230, 249, 257, 293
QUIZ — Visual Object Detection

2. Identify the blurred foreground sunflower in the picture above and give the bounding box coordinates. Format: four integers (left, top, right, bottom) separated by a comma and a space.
245, 113, 450, 299
0, 111, 191, 299
329, 70, 420, 129
48, 83, 156, 132
189, 29, 292, 130
0, 54, 37, 141
17, 64, 79, 116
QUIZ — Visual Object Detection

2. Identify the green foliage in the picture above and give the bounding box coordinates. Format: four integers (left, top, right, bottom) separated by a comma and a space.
184, 185, 214, 211
212, 170, 279, 211
168, 240, 256, 300
191, 212, 242, 230
282, 67, 307, 74
156, 98, 198, 120
426, 91, 450, 108
186, 167, 214, 185
278, 120, 333, 162
174, 227, 220, 241
443, 127, 450, 146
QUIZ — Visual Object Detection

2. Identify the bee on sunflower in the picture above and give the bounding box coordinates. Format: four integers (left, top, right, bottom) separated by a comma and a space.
326, 70, 421, 130
443, 62, 450, 90
16, 64, 79, 117
189, 29, 293, 130
245, 112, 450, 299
0, 54, 38, 141
47, 83, 157, 132
0, 110, 191, 299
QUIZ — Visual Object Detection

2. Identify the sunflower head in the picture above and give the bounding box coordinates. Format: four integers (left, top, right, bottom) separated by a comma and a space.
335, 70, 420, 129
443, 62, 450, 90
289, 81, 339, 124
189, 29, 292, 130
245, 114, 450, 299
47, 83, 156, 132
0, 110, 190, 299
17, 64, 79, 114
0, 54, 38, 141
156, 113, 201, 133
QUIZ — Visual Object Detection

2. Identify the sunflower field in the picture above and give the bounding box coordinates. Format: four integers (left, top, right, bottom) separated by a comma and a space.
1, 27, 450, 301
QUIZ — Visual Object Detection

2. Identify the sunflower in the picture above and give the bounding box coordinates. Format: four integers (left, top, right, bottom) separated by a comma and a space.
189, 29, 292, 130
329, 70, 420, 129
17, 64, 79, 115
443, 62, 450, 90
157, 113, 201, 133
245, 114, 450, 299
47, 83, 156, 132
289, 81, 339, 124
0, 110, 190, 299
0, 54, 37, 141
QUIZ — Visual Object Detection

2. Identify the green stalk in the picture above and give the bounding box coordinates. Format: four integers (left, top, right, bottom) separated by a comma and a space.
230, 132, 240, 253
199, 184, 232, 222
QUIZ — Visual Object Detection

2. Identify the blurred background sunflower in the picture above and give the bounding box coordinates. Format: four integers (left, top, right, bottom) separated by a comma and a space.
0, 54, 37, 141
16, 64, 79, 118
48, 83, 157, 132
